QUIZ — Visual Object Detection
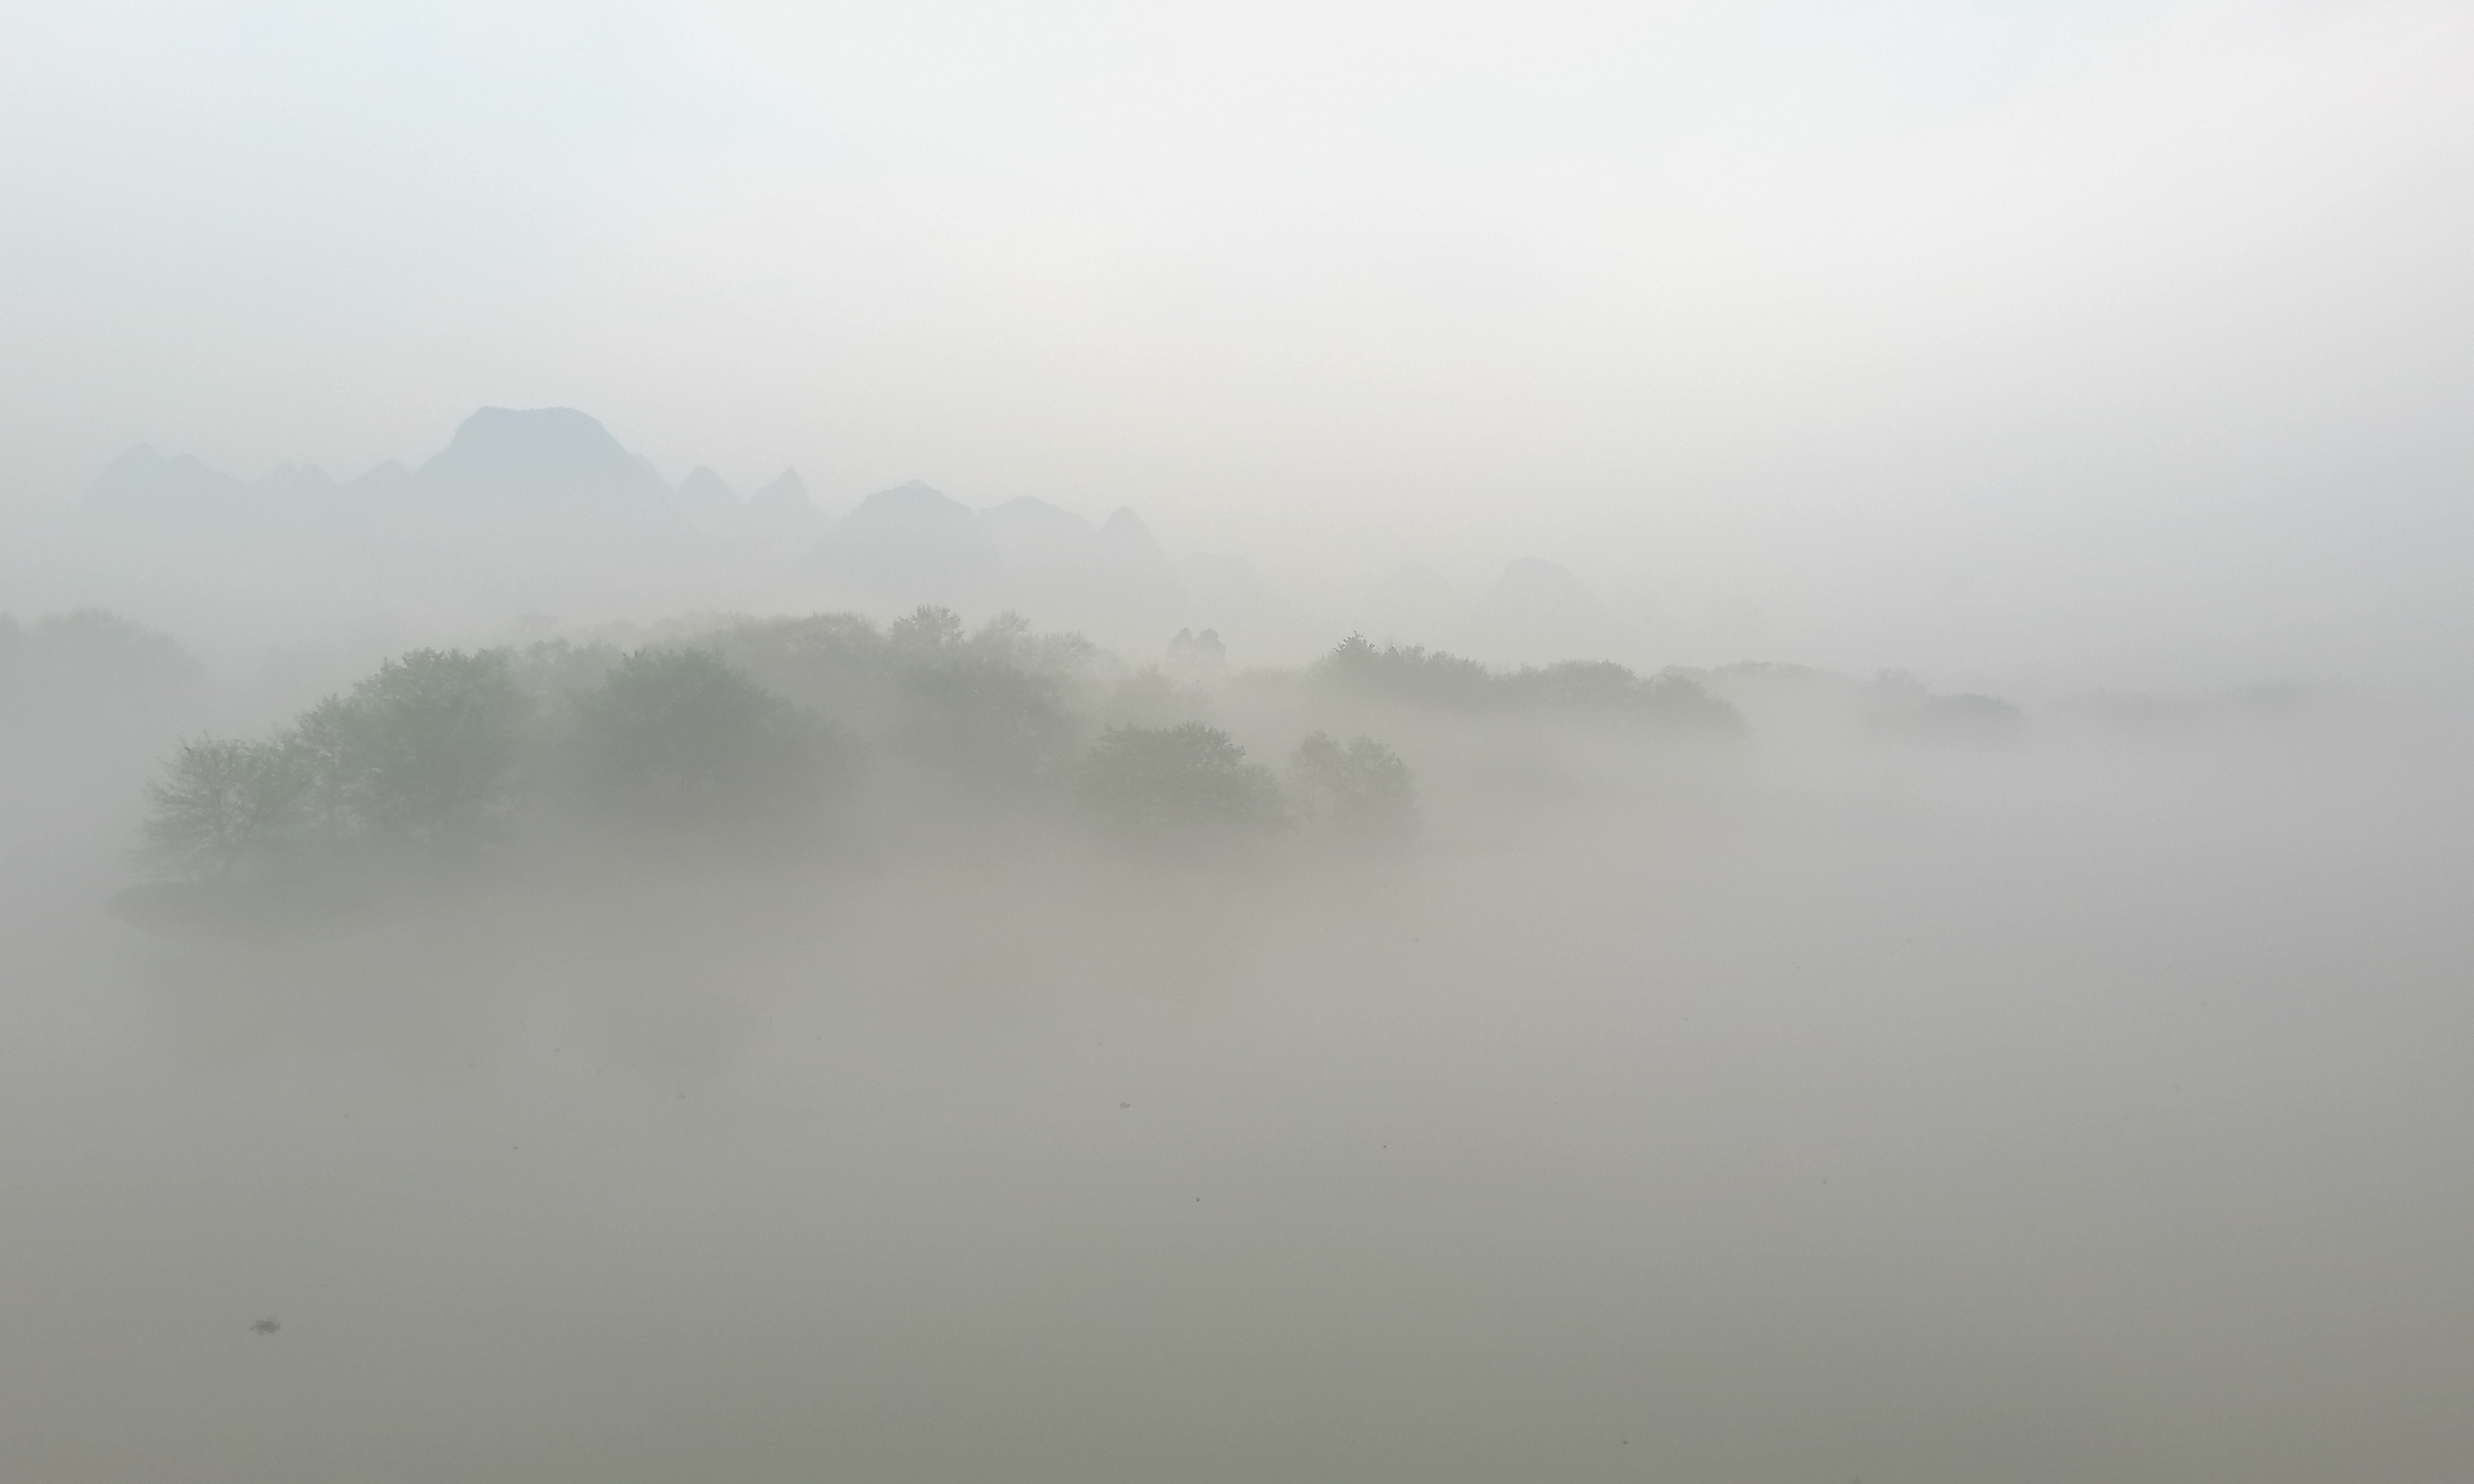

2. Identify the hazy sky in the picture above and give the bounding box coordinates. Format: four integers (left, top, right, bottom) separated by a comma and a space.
4, 0, 2469, 684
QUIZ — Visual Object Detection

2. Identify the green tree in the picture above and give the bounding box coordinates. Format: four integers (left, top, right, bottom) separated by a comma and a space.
344, 648, 529, 852
888, 604, 965, 657
1315, 635, 1495, 709
1074, 724, 1284, 846
569, 648, 836, 842
140, 736, 305, 878
1288, 732, 1416, 843
898, 655, 1076, 790
280, 693, 373, 844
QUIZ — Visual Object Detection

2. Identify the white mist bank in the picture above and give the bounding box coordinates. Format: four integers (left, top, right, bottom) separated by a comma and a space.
3, 687, 2470, 1482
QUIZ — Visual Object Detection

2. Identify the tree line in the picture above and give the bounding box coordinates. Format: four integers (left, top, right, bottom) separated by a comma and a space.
1313, 634, 1742, 729
138, 608, 1418, 886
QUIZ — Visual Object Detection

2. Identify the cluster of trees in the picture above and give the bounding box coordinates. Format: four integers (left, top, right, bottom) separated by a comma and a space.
1697, 661, 2026, 742
142, 648, 536, 878
2, 608, 200, 712
1315, 635, 1742, 731
138, 608, 1418, 886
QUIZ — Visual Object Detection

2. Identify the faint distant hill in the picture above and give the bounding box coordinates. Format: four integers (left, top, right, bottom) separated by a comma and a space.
72, 411, 1224, 645
799, 481, 1005, 612
744, 468, 827, 549
1363, 563, 1463, 646
66, 408, 1458, 666
1695, 661, 2026, 744
1180, 553, 1325, 661
1453, 558, 1633, 666
673, 465, 744, 538
85, 447, 247, 521
71, 407, 762, 625
406, 406, 684, 542
787, 484, 1193, 650
87, 406, 681, 540
417, 406, 648, 489
979, 498, 1186, 647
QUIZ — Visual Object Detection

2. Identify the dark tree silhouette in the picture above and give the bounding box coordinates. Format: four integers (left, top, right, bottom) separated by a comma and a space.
1288, 732, 1416, 844
140, 736, 303, 878
1074, 723, 1284, 846
339, 648, 529, 853
898, 655, 1077, 790
1317, 635, 1740, 731
568, 648, 838, 842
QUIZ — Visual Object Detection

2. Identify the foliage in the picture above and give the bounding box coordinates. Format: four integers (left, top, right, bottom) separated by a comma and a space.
898, 654, 1077, 789
338, 649, 530, 851
888, 603, 966, 656
2, 608, 200, 707
510, 639, 625, 721
1101, 666, 1213, 730
1865, 670, 2024, 741
567, 648, 838, 840
1288, 732, 1417, 844
1494, 660, 1644, 711
1316, 635, 1495, 709
696, 607, 1092, 796
1630, 671, 1746, 730
161, 648, 532, 870
140, 736, 304, 878
127, 613, 1430, 898
702, 607, 1088, 725
281, 694, 370, 844
1317, 635, 1740, 731
1074, 724, 1285, 846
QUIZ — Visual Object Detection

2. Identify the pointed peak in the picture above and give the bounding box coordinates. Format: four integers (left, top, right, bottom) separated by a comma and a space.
746, 468, 827, 538
678, 464, 737, 500
85, 445, 241, 507
100, 444, 165, 476
754, 467, 806, 497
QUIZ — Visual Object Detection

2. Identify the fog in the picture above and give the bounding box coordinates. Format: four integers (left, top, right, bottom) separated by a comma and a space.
9, 1, 2474, 689
6, 2, 2474, 1480
6, 605, 2471, 1480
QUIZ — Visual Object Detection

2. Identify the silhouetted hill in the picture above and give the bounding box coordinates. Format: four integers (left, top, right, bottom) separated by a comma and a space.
1457, 557, 1631, 665
1365, 563, 1462, 645
61, 412, 1280, 654
414, 406, 646, 488
800, 481, 1003, 609
974, 499, 1187, 646
408, 406, 680, 535
745, 468, 825, 549
674, 465, 742, 536
68, 408, 717, 625
84, 446, 245, 521
980, 497, 1095, 571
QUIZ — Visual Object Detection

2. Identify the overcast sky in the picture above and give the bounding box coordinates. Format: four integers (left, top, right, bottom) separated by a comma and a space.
3, 0, 2468, 685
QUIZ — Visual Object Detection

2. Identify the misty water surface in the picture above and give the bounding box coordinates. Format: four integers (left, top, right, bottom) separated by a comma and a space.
6, 713, 2470, 1483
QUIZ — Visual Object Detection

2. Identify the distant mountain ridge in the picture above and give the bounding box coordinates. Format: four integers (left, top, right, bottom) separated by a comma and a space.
68, 406, 1667, 669
75, 407, 810, 626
